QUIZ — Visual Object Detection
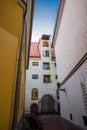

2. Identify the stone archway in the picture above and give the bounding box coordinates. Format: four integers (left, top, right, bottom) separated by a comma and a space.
41, 94, 55, 113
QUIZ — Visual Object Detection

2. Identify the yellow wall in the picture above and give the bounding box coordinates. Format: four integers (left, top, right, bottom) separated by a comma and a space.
0, 0, 24, 130
0, 27, 19, 130
0, 0, 23, 38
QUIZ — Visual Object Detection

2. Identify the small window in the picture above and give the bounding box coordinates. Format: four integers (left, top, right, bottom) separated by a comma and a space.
83, 116, 87, 126
26, 110, 29, 113
56, 89, 59, 99
43, 62, 50, 70
42, 51, 49, 57
43, 75, 51, 83
43, 42, 49, 47
32, 62, 38, 66
54, 63, 56, 67
32, 74, 38, 79
55, 75, 58, 79
32, 88, 38, 100
70, 113, 73, 120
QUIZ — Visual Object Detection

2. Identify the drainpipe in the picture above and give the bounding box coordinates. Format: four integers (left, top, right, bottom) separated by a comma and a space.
26, 0, 35, 69
12, 5, 27, 130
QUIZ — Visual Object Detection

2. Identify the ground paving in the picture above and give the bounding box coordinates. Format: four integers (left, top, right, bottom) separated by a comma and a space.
37, 114, 84, 130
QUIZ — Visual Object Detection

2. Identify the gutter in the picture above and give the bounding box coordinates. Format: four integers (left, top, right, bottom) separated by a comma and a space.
23, 0, 35, 120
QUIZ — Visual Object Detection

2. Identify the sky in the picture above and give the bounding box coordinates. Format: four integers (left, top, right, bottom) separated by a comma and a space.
31, 0, 59, 42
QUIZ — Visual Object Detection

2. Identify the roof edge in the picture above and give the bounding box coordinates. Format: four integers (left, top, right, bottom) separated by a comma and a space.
52, 0, 66, 47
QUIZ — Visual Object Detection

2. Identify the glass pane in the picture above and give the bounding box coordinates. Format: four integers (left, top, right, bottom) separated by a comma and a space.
43, 63, 50, 70
44, 75, 51, 83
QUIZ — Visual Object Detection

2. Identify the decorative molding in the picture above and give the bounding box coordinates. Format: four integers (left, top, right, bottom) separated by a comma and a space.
58, 53, 87, 88
32, 88, 38, 100
30, 56, 41, 58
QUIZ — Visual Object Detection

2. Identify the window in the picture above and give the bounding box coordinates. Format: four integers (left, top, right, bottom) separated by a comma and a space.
56, 89, 59, 99
83, 116, 87, 126
43, 75, 51, 83
42, 50, 49, 57
32, 88, 38, 100
32, 74, 38, 79
55, 75, 58, 79
26, 110, 29, 114
54, 63, 56, 67
70, 113, 73, 120
32, 62, 38, 66
43, 42, 49, 47
43, 62, 50, 70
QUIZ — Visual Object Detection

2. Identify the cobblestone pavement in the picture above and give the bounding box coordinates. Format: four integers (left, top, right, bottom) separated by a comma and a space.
37, 115, 84, 130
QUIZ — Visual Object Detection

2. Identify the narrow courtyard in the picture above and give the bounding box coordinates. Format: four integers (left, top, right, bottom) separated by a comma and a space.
0, 0, 87, 130
22, 114, 84, 130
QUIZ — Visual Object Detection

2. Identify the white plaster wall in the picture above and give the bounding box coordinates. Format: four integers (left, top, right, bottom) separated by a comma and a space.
25, 59, 57, 112
40, 39, 52, 61
54, 0, 87, 129
25, 39, 58, 113
55, 0, 87, 82
25, 58, 41, 112
60, 61, 87, 130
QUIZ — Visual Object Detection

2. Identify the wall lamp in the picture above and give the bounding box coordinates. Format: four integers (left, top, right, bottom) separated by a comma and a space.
59, 88, 66, 92
57, 82, 66, 92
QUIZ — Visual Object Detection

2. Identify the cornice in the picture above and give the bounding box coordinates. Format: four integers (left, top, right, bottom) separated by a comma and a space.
58, 53, 87, 88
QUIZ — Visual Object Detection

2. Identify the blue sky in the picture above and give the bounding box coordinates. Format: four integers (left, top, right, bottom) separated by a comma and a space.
31, 0, 59, 42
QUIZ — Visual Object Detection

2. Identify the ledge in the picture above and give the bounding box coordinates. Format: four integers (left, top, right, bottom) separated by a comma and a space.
58, 53, 87, 88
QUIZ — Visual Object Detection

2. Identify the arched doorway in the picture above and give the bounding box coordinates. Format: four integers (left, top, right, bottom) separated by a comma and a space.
30, 103, 38, 115
41, 94, 55, 113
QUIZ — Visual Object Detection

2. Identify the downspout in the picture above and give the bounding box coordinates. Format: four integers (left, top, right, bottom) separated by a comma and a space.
23, 0, 34, 115
12, 5, 27, 130
27, 0, 35, 69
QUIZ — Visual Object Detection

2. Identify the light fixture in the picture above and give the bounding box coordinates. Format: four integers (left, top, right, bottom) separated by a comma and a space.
57, 82, 65, 92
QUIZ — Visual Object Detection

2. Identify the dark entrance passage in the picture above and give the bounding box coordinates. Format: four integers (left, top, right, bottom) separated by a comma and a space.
27, 103, 42, 129
30, 103, 38, 115
41, 94, 55, 113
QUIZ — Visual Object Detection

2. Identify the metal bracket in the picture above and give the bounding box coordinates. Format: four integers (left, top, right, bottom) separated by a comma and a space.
59, 88, 66, 92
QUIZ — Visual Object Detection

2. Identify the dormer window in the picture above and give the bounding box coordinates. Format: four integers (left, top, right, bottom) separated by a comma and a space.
43, 42, 49, 47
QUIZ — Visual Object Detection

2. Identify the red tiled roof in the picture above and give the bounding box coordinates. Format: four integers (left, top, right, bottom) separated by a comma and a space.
30, 42, 40, 57
51, 48, 55, 58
